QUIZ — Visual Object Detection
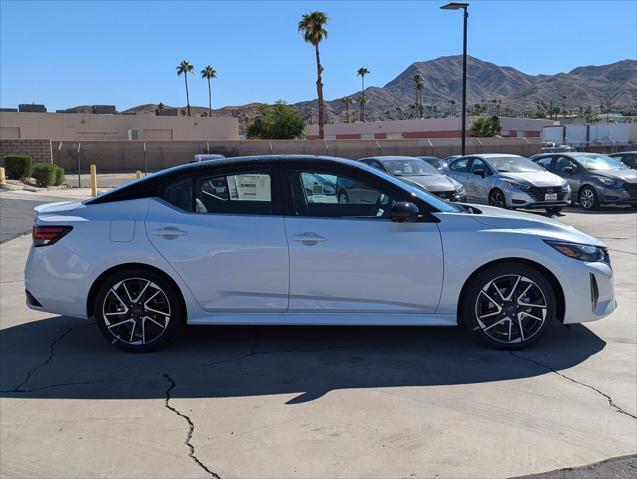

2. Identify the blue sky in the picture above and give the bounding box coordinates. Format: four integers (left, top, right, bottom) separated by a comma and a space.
1, 0, 635, 111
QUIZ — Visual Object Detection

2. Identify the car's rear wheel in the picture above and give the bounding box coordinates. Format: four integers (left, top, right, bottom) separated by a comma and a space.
462, 263, 556, 349
579, 186, 599, 210
546, 206, 563, 214
94, 269, 184, 352
488, 189, 508, 209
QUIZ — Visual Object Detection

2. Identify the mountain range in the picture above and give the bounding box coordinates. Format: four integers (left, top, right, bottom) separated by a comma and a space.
63, 56, 637, 125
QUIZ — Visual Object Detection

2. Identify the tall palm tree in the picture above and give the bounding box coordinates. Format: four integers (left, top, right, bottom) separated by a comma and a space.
200, 65, 217, 118
298, 11, 329, 139
176, 60, 195, 116
357, 67, 370, 121
448, 99, 456, 116
412, 73, 425, 118
341, 96, 354, 123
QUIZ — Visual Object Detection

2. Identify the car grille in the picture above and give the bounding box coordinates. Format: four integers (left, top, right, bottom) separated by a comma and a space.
432, 190, 457, 200
623, 183, 637, 198
527, 185, 569, 202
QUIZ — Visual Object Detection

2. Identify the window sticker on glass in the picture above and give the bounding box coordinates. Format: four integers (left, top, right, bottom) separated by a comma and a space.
228, 174, 271, 201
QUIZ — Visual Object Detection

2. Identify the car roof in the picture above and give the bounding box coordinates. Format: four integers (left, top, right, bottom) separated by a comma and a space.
465, 153, 523, 159
360, 156, 424, 161
610, 151, 637, 155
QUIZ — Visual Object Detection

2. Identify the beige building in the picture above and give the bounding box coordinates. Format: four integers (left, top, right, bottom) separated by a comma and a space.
0, 111, 239, 141
306, 117, 555, 140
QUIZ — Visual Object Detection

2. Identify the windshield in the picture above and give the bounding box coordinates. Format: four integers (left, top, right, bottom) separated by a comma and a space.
381, 158, 441, 176
365, 166, 460, 213
420, 157, 445, 169
489, 156, 544, 173
579, 154, 628, 171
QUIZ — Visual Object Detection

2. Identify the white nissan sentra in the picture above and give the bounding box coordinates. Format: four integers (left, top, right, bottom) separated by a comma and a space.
25, 156, 616, 352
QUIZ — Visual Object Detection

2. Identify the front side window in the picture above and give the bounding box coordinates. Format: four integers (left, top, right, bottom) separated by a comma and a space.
555, 157, 577, 173
449, 158, 470, 172
196, 171, 273, 214
290, 170, 393, 218
535, 156, 553, 170
470, 158, 490, 175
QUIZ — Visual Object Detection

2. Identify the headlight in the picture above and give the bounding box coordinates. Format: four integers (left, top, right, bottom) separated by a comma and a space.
505, 180, 531, 191
597, 177, 622, 187
545, 240, 610, 265
456, 184, 465, 195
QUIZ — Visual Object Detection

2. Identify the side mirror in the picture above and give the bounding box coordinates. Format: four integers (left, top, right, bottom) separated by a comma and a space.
390, 202, 419, 222
473, 168, 485, 177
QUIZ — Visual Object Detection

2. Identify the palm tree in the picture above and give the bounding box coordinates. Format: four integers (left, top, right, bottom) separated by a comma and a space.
412, 74, 425, 118
298, 11, 329, 139
341, 96, 354, 123
357, 67, 370, 121
176, 60, 195, 116
357, 95, 368, 120
448, 99, 456, 116
200, 65, 217, 118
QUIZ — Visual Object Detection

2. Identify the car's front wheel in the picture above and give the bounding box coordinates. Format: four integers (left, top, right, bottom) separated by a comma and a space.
94, 268, 184, 352
579, 186, 599, 210
488, 189, 508, 209
462, 263, 557, 349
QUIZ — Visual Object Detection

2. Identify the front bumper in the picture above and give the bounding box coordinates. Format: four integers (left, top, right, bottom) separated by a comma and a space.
432, 190, 466, 202
504, 184, 571, 209
600, 184, 637, 205
559, 260, 616, 324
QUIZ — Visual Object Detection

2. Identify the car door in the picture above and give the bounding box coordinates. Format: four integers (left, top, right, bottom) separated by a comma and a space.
446, 157, 472, 195
282, 163, 443, 313
146, 166, 289, 312
553, 156, 581, 202
466, 158, 492, 201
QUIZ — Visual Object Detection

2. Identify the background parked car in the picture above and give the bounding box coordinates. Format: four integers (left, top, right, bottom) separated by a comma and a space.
531, 152, 637, 210
190, 154, 226, 163
446, 154, 570, 214
609, 151, 637, 170
443, 155, 461, 164
418, 156, 448, 171
359, 156, 465, 202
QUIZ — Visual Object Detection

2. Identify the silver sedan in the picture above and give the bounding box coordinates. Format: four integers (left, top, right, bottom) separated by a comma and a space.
446, 154, 570, 213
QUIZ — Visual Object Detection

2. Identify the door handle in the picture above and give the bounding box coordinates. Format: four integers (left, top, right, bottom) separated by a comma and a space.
153, 227, 188, 238
291, 232, 327, 244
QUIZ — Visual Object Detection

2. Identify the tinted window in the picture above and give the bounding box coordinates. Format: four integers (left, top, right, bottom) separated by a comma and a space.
470, 158, 490, 175
195, 171, 273, 215
535, 157, 553, 170
555, 157, 577, 173
449, 158, 470, 172
164, 178, 194, 211
290, 170, 393, 218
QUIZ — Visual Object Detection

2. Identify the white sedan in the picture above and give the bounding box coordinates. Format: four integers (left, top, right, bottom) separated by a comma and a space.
25, 155, 616, 352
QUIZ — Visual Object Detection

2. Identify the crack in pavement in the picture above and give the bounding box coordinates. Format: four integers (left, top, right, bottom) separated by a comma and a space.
162, 373, 221, 479
510, 352, 637, 420
1, 324, 88, 393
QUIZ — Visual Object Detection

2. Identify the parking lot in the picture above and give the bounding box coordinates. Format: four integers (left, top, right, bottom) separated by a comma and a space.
0, 193, 635, 478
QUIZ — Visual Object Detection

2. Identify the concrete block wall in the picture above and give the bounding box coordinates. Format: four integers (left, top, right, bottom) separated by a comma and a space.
0, 139, 52, 164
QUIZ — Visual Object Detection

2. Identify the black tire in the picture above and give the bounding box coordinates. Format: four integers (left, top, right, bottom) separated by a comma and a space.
462, 262, 557, 350
488, 189, 508, 209
94, 268, 184, 352
546, 206, 563, 214
578, 186, 599, 210
337, 190, 350, 204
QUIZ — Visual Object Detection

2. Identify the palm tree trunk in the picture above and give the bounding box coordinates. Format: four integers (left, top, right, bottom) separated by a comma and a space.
346, 104, 349, 123
360, 77, 365, 122
184, 74, 191, 116
207, 78, 212, 117
315, 44, 325, 139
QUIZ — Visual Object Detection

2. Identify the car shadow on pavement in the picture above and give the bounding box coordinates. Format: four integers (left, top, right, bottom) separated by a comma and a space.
0, 316, 606, 404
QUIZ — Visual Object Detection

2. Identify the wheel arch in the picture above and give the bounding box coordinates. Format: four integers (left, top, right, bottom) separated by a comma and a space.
86, 262, 187, 320
456, 257, 565, 325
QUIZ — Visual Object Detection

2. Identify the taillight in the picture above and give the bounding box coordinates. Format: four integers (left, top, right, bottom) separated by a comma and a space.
32, 225, 73, 247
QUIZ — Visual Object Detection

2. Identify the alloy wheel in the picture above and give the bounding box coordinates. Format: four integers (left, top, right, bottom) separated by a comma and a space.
490, 190, 506, 208
580, 188, 596, 209
102, 278, 171, 345
474, 274, 548, 344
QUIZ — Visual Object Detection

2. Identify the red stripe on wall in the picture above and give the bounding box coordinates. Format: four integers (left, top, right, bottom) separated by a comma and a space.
335, 134, 362, 140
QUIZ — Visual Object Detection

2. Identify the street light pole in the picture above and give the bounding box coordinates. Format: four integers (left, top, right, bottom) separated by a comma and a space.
441, 2, 469, 156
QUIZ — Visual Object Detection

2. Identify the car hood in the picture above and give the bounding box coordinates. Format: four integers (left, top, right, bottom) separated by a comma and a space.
468, 204, 605, 247
499, 171, 565, 187
591, 169, 637, 183
400, 175, 460, 192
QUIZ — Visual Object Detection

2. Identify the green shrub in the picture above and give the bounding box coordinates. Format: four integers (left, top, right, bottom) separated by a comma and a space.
54, 166, 65, 186
31, 163, 57, 187
3, 155, 32, 180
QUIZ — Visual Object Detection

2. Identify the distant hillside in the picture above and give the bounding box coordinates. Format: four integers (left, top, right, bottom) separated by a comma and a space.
63, 56, 637, 125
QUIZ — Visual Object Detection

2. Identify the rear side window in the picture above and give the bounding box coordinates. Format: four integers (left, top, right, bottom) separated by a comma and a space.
449, 158, 469, 172
195, 171, 273, 215
164, 179, 194, 212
